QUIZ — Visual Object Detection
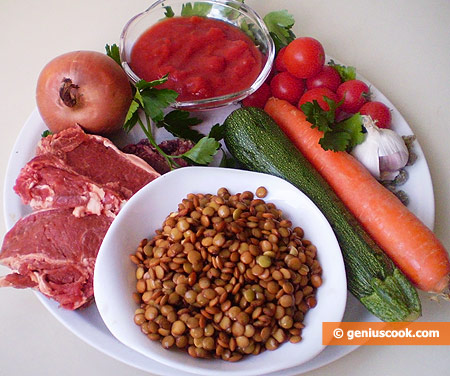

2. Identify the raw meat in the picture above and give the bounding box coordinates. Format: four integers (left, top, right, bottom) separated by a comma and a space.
1, 126, 161, 310
0, 209, 113, 310
37, 125, 160, 198
122, 138, 193, 174
14, 154, 125, 217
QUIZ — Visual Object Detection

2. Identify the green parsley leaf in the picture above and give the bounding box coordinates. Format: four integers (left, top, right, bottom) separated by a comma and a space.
301, 100, 334, 133
105, 44, 121, 65
156, 110, 204, 143
263, 10, 296, 52
182, 137, 220, 165
208, 123, 226, 141
301, 97, 364, 152
163, 110, 203, 128
181, 2, 212, 17
334, 113, 365, 147
124, 76, 177, 130
164, 6, 175, 18
41, 130, 53, 138
135, 75, 170, 90
123, 100, 140, 132
329, 59, 356, 82
319, 130, 351, 151
222, 0, 244, 20
239, 20, 254, 42
141, 89, 179, 123
134, 89, 144, 107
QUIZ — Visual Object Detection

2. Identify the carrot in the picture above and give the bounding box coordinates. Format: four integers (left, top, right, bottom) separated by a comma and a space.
264, 97, 450, 293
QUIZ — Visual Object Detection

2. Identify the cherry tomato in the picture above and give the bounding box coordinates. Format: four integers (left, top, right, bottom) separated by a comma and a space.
298, 87, 339, 112
274, 46, 288, 72
242, 83, 271, 108
282, 37, 325, 79
336, 79, 370, 113
306, 65, 342, 92
270, 72, 305, 105
360, 101, 392, 128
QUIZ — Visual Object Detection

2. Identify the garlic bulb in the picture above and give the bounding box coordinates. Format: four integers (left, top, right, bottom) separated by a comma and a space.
351, 116, 409, 181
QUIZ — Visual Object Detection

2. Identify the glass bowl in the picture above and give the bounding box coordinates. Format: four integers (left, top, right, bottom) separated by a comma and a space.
119, 0, 275, 110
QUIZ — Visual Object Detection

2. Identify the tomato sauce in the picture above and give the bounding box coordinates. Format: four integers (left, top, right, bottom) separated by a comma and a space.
129, 16, 264, 101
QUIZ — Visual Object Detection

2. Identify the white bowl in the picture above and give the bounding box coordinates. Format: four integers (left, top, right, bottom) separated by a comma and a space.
94, 167, 347, 376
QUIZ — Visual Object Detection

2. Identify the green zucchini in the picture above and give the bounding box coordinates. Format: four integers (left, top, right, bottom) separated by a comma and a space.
224, 107, 421, 322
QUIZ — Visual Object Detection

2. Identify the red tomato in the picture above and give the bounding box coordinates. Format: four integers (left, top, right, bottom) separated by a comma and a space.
306, 65, 342, 92
270, 72, 305, 105
360, 101, 392, 128
337, 79, 370, 113
274, 46, 288, 72
298, 87, 339, 112
242, 83, 271, 108
282, 37, 325, 79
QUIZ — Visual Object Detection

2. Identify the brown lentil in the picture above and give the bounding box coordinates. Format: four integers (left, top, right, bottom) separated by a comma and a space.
255, 186, 268, 198
131, 187, 322, 361
311, 274, 323, 288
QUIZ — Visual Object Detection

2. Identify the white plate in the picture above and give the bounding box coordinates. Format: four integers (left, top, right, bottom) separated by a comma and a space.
2, 74, 435, 375
94, 166, 347, 375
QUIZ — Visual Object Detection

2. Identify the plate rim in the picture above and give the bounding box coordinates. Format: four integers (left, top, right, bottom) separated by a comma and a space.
2, 63, 436, 375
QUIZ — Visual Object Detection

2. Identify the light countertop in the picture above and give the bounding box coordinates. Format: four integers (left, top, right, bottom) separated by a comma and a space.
1, 0, 449, 375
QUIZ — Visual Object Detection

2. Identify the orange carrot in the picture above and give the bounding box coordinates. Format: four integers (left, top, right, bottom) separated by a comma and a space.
265, 97, 450, 293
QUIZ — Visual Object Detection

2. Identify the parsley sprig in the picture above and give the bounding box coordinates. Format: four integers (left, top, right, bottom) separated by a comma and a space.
105, 44, 121, 66
329, 59, 356, 82
163, 2, 213, 18
180, 2, 212, 17
156, 109, 203, 142
301, 97, 365, 152
106, 43, 220, 169
124, 75, 220, 169
263, 10, 296, 52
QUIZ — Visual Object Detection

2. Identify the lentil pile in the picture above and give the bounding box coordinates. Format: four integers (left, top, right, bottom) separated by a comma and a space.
131, 187, 322, 361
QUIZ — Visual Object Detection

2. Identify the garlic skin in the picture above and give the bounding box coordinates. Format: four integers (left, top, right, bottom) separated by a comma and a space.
351, 116, 409, 181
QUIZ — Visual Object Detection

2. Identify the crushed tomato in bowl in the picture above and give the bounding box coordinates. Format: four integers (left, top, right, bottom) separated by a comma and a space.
129, 16, 264, 101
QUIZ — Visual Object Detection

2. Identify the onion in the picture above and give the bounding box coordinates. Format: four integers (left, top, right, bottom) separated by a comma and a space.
36, 51, 132, 135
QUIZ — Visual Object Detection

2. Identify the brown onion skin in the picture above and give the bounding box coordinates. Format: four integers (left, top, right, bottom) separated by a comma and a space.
36, 50, 133, 135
